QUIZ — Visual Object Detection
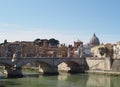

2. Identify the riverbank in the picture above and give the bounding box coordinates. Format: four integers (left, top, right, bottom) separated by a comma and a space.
85, 70, 120, 76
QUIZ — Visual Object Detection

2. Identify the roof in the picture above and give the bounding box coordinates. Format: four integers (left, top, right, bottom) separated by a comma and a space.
89, 33, 100, 46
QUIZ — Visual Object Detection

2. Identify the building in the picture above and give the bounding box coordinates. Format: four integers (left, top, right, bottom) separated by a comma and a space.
91, 43, 113, 58
0, 41, 40, 57
89, 33, 100, 47
72, 33, 101, 57
113, 42, 120, 59
83, 33, 100, 57
83, 44, 92, 57
91, 45, 105, 58
74, 40, 83, 50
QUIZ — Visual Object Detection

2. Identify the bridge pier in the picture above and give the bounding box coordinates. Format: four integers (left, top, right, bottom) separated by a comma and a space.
4, 66, 23, 78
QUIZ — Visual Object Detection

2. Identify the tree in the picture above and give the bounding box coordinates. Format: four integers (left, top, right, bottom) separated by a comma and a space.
34, 38, 43, 46
49, 38, 59, 47
4, 39, 7, 44
99, 47, 109, 57
99, 47, 104, 57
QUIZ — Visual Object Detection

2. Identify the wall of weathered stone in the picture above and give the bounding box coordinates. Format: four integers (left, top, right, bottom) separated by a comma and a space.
111, 59, 120, 72
85, 57, 111, 71
85, 57, 120, 72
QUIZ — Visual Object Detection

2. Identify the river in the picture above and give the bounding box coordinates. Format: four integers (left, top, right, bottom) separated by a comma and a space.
0, 72, 120, 87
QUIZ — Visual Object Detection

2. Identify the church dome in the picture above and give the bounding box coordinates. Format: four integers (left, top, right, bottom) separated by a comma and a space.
89, 33, 100, 46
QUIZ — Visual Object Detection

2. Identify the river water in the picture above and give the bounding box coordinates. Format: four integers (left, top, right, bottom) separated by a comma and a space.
0, 72, 120, 87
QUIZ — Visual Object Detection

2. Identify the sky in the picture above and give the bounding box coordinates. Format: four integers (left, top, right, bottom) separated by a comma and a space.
0, 0, 120, 45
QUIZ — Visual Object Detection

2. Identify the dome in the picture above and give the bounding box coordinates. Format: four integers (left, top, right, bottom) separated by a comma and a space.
89, 33, 100, 46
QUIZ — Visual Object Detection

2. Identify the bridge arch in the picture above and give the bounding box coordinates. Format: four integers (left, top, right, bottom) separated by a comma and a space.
0, 57, 85, 78
0, 62, 12, 67
0, 62, 11, 74
0, 61, 13, 73
19, 60, 52, 67
57, 61, 84, 73
19, 60, 58, 75
56, 60, 81, 66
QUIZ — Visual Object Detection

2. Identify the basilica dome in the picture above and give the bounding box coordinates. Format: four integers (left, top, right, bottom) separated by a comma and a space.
89, 33, 100, 46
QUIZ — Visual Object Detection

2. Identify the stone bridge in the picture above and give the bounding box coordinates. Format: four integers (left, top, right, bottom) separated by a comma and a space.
0, 57, 85, 78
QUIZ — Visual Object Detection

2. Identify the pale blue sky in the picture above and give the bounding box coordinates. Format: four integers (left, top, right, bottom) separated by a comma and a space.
0, 0, 120, 45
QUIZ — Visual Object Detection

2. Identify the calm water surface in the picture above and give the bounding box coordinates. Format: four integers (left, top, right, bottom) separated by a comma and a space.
0, 71, 120, 87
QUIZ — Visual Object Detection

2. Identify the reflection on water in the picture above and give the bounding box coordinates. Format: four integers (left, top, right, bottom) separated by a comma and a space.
87, 74, 110, 87
0, 73, 120, 87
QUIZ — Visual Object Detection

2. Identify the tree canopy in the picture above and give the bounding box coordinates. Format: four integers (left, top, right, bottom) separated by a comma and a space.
34, 38, 59, 47
49, 38, 59, 47
99, 47, 110, 57
34, 38, 43, 46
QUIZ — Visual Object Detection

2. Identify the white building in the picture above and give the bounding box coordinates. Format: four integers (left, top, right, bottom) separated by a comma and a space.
74, 33, 101, 57
83, 44, 92, 57
91, 45, 105, 58
84, 33, 100, 57
113, 42, 120, 59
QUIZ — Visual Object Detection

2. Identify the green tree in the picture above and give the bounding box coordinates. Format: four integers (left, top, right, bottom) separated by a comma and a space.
99, 47, 105, 57
49, 38, 59, 47
99, 47, 109, 57
34, 38, 43, 46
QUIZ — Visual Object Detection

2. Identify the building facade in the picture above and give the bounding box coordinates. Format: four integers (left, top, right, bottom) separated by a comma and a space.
113, 42, 120, 59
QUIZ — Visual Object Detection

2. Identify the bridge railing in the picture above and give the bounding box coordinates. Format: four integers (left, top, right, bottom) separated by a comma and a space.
0, 57, 12, 59
0, 56, 84, 60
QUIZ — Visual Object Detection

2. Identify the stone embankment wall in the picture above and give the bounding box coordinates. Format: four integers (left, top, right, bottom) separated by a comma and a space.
85, 57, 111, 71
85, 57, 120, 72
111, 59, 120, 72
